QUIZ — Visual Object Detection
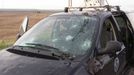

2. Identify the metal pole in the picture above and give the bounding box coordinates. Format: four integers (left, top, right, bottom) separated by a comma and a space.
68, 0, 72, 8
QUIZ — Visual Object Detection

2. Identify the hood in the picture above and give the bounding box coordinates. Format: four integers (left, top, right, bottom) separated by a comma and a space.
0, 49, 76, 75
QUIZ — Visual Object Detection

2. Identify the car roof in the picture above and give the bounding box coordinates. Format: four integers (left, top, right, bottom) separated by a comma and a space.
50, 10, 112, 19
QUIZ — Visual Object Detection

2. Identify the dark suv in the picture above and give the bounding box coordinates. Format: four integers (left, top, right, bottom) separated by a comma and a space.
0, 6, 133, 75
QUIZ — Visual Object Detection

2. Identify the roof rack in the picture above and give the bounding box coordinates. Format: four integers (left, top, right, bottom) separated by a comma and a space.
64, 5, 120, 12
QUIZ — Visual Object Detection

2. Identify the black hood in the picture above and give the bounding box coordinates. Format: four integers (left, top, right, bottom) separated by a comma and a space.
0, 49, 78, 75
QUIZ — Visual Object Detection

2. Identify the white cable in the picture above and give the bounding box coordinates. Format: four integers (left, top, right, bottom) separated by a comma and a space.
105, 0, 109, 5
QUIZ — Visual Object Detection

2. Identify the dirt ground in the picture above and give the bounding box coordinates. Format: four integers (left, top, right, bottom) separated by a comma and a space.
0, 11, 54, 41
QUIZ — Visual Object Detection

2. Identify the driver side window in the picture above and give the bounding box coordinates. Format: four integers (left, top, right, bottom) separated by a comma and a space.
99, 18, 117, 52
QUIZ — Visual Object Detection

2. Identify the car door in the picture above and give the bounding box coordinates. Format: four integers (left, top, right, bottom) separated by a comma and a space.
88, 17, 126, 75
113, 12, 134, 65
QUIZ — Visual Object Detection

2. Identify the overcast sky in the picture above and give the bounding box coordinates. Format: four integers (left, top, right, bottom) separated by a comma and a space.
0, 0, 134, 11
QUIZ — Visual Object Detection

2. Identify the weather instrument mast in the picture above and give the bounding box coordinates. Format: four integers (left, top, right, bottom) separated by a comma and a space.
68, 0, 105, 7
68, 0, 72, 8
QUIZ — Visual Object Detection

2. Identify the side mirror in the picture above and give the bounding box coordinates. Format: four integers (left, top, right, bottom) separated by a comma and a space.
16, 16, 29, 40
98, 41, 122, 55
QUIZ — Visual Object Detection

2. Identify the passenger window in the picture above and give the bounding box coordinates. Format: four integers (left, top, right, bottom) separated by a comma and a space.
115, 16, 126, 28
114, 16, 131, 45
99, 19, 116, 51
115, 15, 134, 62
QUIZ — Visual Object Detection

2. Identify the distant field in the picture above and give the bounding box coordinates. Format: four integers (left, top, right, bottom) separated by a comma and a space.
0, 11, 54, 49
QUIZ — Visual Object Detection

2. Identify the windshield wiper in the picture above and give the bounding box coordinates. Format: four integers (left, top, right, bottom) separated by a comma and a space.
25, 43, 75, 60
8, 46, 60, 60
26, 43, 59, 51
51, 51, 75, 60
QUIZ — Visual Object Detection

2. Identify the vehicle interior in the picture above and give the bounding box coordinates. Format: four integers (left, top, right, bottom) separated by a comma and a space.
113, 11, 134, 66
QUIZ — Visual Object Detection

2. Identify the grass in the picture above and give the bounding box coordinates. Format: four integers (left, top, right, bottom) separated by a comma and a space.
0, 40, 15, 49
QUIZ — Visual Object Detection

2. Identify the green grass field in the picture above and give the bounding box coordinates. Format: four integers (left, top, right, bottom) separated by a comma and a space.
0, 40, 15, 49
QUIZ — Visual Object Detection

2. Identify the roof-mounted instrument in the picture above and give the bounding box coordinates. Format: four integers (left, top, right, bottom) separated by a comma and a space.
64, 5, 121, 12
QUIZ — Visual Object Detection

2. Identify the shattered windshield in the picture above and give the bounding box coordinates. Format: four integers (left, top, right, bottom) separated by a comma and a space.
14, 15, 98, 56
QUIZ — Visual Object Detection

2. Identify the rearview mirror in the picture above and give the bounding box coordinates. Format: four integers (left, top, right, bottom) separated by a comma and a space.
16, 16, 29, 40
98, 41, 122, 55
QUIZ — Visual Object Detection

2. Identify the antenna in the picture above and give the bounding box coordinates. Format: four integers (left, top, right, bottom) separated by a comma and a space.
68, 0, 72, 8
